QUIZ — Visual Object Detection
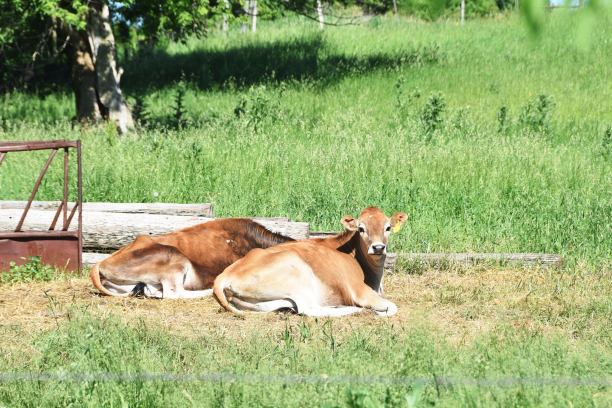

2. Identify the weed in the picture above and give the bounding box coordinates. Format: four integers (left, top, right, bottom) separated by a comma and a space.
172, 79, 190, 129
497, 105, 510, 133
421, 92, 446, 135
519, 94, 555, 133
601, 125, 611, 158
0, 256, 57, 285
131, 95, 150, 128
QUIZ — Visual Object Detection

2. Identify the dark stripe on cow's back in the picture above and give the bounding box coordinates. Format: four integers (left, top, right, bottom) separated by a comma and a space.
243, 219, 295, 248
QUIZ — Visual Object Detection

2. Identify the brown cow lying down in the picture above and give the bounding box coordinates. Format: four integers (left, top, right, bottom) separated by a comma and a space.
213, 207, 407, 317
90, 218, 294, 298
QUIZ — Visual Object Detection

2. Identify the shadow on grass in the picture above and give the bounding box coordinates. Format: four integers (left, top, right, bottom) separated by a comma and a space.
122, 34, 442, 92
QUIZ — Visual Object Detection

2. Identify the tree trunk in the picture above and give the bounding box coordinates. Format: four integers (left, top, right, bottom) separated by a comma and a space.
392, 0, 398, 15
87, 1, 134, 134
67, 30, 103, 124
64, 1, 134, 134
461, 0, 465, 25
316, 0, 325, 29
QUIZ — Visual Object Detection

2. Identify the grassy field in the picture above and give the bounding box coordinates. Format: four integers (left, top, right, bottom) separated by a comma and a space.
0, 267, 610, 407
0, 9, 611, 407
1, 12, 610, 266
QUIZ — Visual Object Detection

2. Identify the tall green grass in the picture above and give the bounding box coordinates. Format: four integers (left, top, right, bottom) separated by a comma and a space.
0, 12, 610, 266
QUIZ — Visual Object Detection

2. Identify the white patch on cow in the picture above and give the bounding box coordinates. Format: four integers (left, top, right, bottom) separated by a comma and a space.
103, 280, 138, 295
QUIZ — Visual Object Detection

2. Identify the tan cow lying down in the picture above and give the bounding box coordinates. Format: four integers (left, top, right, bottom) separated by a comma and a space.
213, 207, 407, 317
90, 218, 294, 298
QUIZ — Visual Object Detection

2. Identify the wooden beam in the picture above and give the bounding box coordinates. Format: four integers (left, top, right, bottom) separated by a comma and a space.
0, 201, 214, 217
0, 209, 308, 250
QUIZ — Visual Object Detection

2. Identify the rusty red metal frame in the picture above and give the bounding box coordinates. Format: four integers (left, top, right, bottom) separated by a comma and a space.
0, 140, 82, 272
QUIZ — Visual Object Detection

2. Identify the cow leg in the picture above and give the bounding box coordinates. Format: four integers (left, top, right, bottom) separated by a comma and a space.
159, 262, 214, 299
214, 250, 330, 315
353, 283, 398, 316
98, 241, 210, 299
178, 289, 214, 299
231, 297, 296, 312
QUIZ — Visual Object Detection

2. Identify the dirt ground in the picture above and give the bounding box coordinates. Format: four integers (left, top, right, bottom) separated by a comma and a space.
0, 266, 609, 354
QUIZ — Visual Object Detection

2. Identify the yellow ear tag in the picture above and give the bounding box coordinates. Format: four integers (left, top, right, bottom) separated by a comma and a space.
392, 224, 401, 233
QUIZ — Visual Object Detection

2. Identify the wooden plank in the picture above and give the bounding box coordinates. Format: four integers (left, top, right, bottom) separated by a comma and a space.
0, 201, 214, 217
0, 209, 308, 250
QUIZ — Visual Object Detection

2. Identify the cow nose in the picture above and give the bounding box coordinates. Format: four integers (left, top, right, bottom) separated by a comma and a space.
372, 244, 386, 254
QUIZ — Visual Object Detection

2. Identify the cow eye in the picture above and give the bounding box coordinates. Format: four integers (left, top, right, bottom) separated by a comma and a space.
358, 226, 365, 233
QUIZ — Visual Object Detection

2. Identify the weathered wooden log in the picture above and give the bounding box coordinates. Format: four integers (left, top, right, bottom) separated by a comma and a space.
311, 232, 562, 268
83, 252, 108, 265
0, 209, 308, 250
0, 201, 214, 217
384, 252, 563, 269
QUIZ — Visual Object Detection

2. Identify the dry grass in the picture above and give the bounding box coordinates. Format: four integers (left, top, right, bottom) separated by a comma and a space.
1, 266, 609, 355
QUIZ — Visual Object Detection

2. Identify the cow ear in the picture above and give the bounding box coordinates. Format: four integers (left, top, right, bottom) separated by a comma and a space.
341, 215, 358, 231
390, 212, 408, 233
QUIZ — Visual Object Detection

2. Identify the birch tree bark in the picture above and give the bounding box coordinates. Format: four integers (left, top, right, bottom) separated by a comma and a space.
222, 0, 230, 32
241, 0, 249, 32
250, 0, 258, 33
316, 0, 325, 29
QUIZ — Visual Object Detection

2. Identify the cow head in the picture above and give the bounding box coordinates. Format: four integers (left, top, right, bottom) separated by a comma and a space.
341, 207, 407, 256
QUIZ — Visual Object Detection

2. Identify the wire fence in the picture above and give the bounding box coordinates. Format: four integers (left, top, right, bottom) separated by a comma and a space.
0, 372, 610, 387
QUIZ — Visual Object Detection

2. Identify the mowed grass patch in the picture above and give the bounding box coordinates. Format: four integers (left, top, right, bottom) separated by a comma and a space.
0, 266, 610, 407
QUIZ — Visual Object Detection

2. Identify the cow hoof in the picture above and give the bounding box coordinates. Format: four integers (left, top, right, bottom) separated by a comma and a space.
375, 301, 398, 317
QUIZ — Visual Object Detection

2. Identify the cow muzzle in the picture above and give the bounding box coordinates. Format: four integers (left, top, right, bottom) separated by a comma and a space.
369, 243, 386, 255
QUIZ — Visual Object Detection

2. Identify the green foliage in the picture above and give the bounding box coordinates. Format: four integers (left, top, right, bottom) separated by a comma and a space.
113, 0, 213, 42
520, 0, 547, 36
0, 257, 57, 285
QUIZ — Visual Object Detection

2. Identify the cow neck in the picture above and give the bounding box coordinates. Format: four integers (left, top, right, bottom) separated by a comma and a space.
316, 230, 385, 292
333, 231, 385, 293
353, 234, 386, 293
